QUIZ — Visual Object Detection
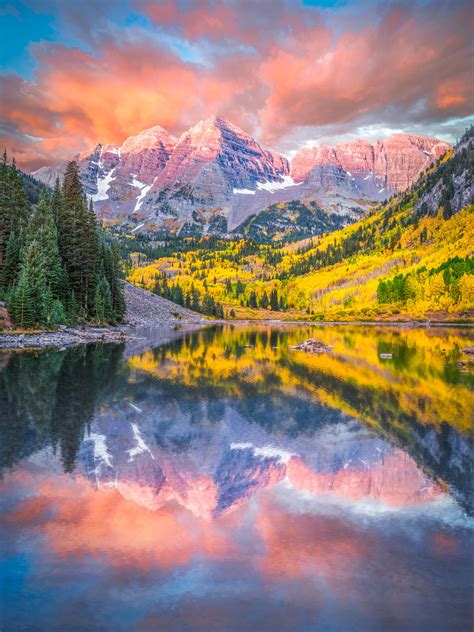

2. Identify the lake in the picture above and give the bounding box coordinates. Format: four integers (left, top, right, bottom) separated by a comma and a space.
1, 324, 473, 631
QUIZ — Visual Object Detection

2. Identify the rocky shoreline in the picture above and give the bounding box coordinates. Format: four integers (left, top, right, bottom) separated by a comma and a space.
0, 326, 135, 350
0, 282, 207, 351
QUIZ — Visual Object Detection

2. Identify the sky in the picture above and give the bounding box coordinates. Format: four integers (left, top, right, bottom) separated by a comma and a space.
0, 0, 472, 171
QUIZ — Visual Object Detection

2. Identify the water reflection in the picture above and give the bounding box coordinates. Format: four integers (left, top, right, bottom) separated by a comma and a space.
1, 325, 473, 631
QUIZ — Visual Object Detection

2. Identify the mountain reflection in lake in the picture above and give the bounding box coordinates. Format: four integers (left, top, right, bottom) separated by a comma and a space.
1, 325, 473, 632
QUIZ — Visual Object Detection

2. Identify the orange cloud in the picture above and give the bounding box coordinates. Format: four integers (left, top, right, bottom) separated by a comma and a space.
258, 3, 473, 143
1, 0, 472, 170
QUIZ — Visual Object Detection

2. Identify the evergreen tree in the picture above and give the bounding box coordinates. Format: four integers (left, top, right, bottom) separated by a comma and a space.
95, 275, 113, 323
9, 267, 35, 328
43, 286, 67, 326
202, 293, 215, 316
1, 155, 124, 329
27, 193, 63, 296
50, 178, 62, 226
259, 291, 269, 309
61, 161, 99, 315
1, 229, 22, 290
214, 301, 224, 319
0, 154, 29, 285
270, 287, 279, 311
190, 284, 200, 311
100, 240, 125, 323
21, 239, 48, 323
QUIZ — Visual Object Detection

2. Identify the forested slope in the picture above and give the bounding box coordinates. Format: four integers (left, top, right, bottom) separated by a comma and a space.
127, 128, 473, 321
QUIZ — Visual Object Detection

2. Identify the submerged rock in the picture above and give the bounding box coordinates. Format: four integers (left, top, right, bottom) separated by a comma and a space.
290, 338, 333, 354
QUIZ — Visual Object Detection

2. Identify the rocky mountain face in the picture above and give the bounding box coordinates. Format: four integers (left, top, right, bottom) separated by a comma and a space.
291, 134, 451, 196
32, 120, 450, 238
414, 126, 473, 216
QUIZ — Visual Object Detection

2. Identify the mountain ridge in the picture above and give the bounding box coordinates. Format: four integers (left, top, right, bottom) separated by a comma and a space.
31, 118, 450, 239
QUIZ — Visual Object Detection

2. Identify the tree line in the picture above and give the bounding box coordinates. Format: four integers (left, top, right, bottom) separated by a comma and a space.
0, 155, 125, 328
377, 256, 473, 306
151, 273, 224, 318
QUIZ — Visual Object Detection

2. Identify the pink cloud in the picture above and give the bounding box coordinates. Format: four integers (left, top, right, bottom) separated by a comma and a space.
1, 0, 472, 170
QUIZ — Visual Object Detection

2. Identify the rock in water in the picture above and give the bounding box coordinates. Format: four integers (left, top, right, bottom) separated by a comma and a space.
290, 338, 333, 354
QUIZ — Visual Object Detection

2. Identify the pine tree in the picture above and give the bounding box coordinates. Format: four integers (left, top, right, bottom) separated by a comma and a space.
21, 239, 48, 323
9, 267, 35, 328
259, 291, 269, 309
95, 275, 113, 323
270, 287, 279, 311
27, 193, 63, 296
190, 284, 200, 312
1, 228, 22, 291
41, 285, 67, 327
50, 178, 62, 226
61, 161, 96, 314
2, 155, 125, 329
83, 198, 100, 313
202, 293, 215, 316
100, 240, 125, 322
0, 155, 29, 281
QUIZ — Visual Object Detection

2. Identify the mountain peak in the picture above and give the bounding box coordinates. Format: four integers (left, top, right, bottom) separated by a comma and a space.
185, 116, 254, 141
291, 133, 451, 189
121, 125, 177, 153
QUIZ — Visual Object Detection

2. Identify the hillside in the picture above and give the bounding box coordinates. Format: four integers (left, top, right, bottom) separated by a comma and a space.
127, 127, 473, 321
20, 170, 49, 205
232, 200, 360, 243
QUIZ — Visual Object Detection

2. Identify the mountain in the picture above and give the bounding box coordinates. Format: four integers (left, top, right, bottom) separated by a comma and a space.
128, 126, 473, 321
32, 118, 450, 238
291, 134, 451, 193
233, 199, 360, 243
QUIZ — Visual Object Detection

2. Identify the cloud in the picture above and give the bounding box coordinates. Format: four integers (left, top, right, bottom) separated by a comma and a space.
1, 0, 472, 170
257, 1, 473, 145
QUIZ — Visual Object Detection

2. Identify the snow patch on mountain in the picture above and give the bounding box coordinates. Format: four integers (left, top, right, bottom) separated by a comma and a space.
233, 188, 256, 195
256, 175, 302, 194
92, 168, 116, 202
134, 177, 156, 212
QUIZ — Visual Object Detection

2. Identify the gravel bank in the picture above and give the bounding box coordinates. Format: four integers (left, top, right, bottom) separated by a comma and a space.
123, 282, 206, 327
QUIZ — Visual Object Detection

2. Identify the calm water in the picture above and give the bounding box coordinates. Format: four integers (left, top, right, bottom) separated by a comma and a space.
1, 325, 473, 632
